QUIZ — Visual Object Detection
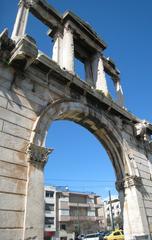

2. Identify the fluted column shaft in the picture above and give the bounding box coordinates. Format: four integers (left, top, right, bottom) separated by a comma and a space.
62, 25, 74, 73
11, 0, 29, 40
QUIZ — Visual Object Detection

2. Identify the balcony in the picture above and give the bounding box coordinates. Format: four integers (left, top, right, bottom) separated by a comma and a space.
59, 201, 69, 209
69, 216, 97, 221
45, 224, 56, 232
69, 202, 103, 208
59, 215, 70, 222
45, 211, 55, 217
94, 203, 104, 208
45, 198, 55, 204
69, 202, 89, 208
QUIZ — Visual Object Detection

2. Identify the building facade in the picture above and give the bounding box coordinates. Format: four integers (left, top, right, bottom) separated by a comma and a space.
44, 186, 105, 240
104, 198, 122, 229
44, 186, 57, 239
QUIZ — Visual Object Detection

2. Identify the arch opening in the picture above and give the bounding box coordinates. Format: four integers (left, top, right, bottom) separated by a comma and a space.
30, 99, 133, 238
44, 119, 123, 237
32, 99, 128, 181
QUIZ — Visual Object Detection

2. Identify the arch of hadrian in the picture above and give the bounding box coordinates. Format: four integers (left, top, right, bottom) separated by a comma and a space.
0, 0, 152, 239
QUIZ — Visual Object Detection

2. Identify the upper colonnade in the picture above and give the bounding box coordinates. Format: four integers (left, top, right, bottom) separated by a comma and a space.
11, 0, 124, 107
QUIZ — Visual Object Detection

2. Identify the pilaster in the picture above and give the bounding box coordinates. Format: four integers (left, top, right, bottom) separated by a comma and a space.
114, 80, 124, 107
26, 143, 52, 169
23, 144, 53, 240
116, 176, 150, 240
96, 54, 108, 96
62, 25, 74, 73
52, 32, 63, 67
116, 175, 142, 191
11, 0, 29, 41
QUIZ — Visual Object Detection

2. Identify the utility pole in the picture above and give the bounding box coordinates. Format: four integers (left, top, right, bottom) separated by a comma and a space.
77, 202, 80, 235
109, 191, 115, 230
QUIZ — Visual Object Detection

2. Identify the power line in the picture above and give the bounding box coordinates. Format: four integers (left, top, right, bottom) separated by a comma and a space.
45, 178, 115, 182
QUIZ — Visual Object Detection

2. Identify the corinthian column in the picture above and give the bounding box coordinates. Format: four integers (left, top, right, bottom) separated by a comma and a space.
116, 176, 151, 240
62, 25, 74, 73
52, 32, 63, 67
92, 53, 109, 96
114, 80, 124, 107
11, 0, 29, 41
23, 143, 53, 240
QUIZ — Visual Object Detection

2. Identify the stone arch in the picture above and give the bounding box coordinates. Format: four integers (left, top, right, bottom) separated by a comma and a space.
24, 98, 151, 240
31, 98, 133, 181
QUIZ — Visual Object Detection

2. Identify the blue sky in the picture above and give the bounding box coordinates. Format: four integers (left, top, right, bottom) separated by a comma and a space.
1, 0, 152, 199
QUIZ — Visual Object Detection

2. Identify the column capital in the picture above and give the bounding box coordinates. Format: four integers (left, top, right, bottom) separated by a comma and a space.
134, 120, 150, 141
64, 23, 74, 33
26, 143, 53, 168
116, 175, 142, 191
19, 0, 38, 8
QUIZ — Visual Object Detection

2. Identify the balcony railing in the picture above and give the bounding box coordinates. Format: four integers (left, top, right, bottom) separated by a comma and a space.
69, 202, 103, 208
69, 216, 98, 221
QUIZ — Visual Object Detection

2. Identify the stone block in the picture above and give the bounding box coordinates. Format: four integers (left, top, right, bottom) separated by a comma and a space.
137, 162, 150, 173
0, 85, 41, 112
0, 132, 28, 152
124, 123, 133, 135
0, 119, 3, 131
0, 106, 34, 129
7, 101, 37, 120
149, 223, 152, 233
0, 76, 12, 88
134, 157, 148, 166
0, 211, 24, 228
0, 95, 7, 108
0, 193, 25, 211
0, 146, 26, 165
0, 63, 14, 82
146, 208, 152, 217
0, 176, 26, 194
144, 200, 152, 209
16, 76, 34, 91
148, 216, 152, 224
0, 229, 23, 240
148, 154, 152, 163
132, 149, 148, 161
35, 84, 51, 101
0, 161, 27, 180
139, 171, 150, 180
142, 178, 152, 188
144, 185, 152, 195
122, 132, 132, 142
143, 193, 152, 201
3, 121, 31, 140
13, 87, 48, 107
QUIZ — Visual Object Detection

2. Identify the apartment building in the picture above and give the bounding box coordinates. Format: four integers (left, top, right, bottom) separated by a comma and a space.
104, 198, 122, 229
44, 186, 105, 240
44, 186, 57, 239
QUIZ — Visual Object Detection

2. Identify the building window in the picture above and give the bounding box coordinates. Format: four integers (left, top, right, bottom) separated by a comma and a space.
60, 224, 66, 230
59, 196, 69, 202
46, 191, 54, 198
45, 203, 54, 211
45, 217, 54, 225
87, 198, 94, 204
59, 209, 69, 216
88, 211, 95, 217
